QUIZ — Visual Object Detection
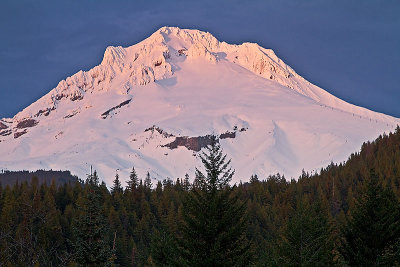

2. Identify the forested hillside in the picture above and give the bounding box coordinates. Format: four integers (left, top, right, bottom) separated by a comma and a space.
0, 170, 77, 186
1, 128, 400, 266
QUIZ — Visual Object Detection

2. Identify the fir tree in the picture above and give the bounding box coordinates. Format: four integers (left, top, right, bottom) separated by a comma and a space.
276, 197, 335, 266
111, 172, 123, 195
150, 226, 180, 266
340, 170, 400, 266
183, 173, 191, 191
179, 136, 253, 266
250, 174, 259, 183
86, 168, 99, 186
73, 171, 114, 266
126, 167, 139, 191
144, 172, 152, 189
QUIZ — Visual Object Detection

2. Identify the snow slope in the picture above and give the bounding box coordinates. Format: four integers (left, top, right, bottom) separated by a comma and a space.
0, 26, 398, 184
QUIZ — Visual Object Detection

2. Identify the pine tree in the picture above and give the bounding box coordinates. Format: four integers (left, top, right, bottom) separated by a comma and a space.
86, 168, 99, 186
340, 170, 400, 266
276, 197, 335, 266
183, 173, 190, 191
144, 172, 152, 189
250, 174, 259, 183
179, 136, 253, 266
126, 167, 139, 191
73, 171, 114, 266
111, 172, 123, 195
150, 226, 180, 266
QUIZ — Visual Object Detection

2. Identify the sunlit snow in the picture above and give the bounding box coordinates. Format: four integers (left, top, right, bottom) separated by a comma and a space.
0, 27, 398, 185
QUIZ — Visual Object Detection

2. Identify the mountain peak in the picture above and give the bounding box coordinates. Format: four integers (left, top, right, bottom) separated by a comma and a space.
2, 27, 398, 184
101, 46, 127, 69
10, 26, 392, 124
156, 26, 221, 48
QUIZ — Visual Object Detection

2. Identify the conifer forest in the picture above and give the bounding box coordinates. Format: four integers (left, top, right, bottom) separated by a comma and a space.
2, 129, 400, 266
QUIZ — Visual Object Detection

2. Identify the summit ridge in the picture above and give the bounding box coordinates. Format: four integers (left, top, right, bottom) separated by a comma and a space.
0, 26, 398, 183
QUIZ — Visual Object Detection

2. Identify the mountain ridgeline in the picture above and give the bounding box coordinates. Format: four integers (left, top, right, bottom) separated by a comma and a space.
0, 26, 398, 182
1, 128, 400, 265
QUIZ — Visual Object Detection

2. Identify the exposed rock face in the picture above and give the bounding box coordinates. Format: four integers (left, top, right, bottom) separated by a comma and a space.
145, 125, 173, 138
35, 107, 55, 117
0, 129, 11, 136
0, 122, 8, 130
14, 129, 27, 139
16, 119, 38, 129
164, 135, 214, 152
101, 99, 132, 119
64, 110, 79, 119
220, 131, 236, 139
163, 130, 238, 152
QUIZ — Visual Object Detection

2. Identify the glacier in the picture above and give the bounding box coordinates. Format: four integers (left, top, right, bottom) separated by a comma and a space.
0, 26, 398, 184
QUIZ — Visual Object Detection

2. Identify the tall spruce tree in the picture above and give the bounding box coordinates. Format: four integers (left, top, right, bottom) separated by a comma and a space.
144, 172, 152, 189
340, 170, 400, 266
126, 167, 139, 191
276, 197, 335, 266
111, 172, 123, 195
179, 136, 252, 266
73, 171, 114, 266
150, 226, 180, 266
183, 173, 191, 191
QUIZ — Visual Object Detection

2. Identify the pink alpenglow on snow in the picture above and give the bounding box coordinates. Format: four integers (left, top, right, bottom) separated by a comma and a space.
0, 27, 398, 185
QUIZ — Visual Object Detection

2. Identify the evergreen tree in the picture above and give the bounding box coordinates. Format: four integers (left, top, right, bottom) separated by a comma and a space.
86, 168, 99, 186
340, 170, 400, 266
0, 186, 17, 264
2, 127, 400, 266
276, 197, 335, 266
126, 167, 139, 191
111, 172, 123, 195
144, 172, 152, 189
183, 173, 190, 191
73, 171, 114, 266
150, 226, 180, 266
250, 174, 259, 183
179, 136, 253, 266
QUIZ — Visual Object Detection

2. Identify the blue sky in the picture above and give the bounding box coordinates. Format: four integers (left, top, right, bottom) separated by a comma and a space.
1, 0, 399, 118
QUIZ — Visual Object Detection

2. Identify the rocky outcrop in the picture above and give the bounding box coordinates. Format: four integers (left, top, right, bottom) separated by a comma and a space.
144, 125, 173, 138
220, 131, 236, 139
16, 119, 38, 129
0, 122, 8, 130
35, 107, 55, 117
0, 129, 11, 136
64, 110, 79, 119
101, 99, 132, 119
163, 129, 242, 152
14, 129, 27, 139
164, 135, 215, 152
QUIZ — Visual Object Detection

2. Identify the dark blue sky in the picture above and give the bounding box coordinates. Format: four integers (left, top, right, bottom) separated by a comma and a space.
1, 0, 399, 118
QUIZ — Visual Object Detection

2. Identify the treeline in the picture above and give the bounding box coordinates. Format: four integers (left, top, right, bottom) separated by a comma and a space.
1, 129, 400, 266
0, 170, 77, 187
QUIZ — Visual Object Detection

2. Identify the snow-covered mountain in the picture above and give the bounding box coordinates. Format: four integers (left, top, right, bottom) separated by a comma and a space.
0, 26, 398, 184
